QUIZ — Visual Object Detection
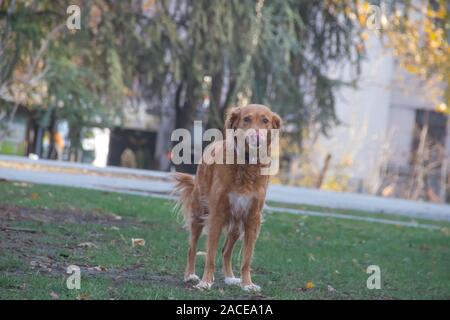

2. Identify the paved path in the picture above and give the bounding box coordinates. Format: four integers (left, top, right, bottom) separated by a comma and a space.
1, 155, 449, 226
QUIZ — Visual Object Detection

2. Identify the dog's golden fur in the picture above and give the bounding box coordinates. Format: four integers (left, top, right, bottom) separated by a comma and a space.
174, 104, 282, 291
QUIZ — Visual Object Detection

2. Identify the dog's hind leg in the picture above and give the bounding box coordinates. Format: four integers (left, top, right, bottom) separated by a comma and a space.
222, 229, 241, 286
184, 220, 203, 283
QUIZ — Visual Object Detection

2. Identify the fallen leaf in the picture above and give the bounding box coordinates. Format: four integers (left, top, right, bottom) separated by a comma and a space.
78, 242, 98, 249
308, 253, 316, 261
131, 238, 145, 247
327, 285, 336, 292
92, 208, 105, 214
441, 227, 450, 236
306, 281, 314, 289
77, 293, 90, 300
93, 265, 108, 272
50, 291, 60, 299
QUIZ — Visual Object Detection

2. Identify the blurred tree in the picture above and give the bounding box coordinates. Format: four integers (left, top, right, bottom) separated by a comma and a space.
381, 0, 449, 113
6, 0, 446, 172
0, 0, 63, 138
129, 0, 368, 170
369, 0, 450, 203
0, 0, 125, 159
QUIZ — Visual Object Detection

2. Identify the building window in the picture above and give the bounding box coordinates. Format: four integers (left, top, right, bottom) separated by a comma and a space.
410, 109, 447, 201
411, 110, 447, 164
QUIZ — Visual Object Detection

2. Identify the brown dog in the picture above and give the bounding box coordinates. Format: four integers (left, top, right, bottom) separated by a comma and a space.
174, 104, 282, 292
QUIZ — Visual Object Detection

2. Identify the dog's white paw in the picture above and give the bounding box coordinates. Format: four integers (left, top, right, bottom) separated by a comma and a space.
242, 283, 261, 292
194, 280, 213, 290
224, 277, 241, 286
184, 274, 200, 283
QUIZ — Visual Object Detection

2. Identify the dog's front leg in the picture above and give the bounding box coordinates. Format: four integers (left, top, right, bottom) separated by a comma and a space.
241, 214, 261, 292
222, 229, 241, 286
195, 217, 224, 290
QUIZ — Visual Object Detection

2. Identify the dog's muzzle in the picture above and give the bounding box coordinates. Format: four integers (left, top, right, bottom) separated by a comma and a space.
246, 130, 267, 149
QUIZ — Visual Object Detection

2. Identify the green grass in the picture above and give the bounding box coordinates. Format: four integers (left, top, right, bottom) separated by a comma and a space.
0, 181, 449, 300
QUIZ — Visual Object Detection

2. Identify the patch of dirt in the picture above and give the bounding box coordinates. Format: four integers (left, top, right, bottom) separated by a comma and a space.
0, 204, 269, 298
0, 204, 184, 288
0, 204, 133, 227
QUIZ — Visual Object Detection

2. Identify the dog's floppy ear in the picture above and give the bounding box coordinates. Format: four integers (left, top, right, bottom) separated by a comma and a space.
271, 112, 283, 129
224, 107, 241, 130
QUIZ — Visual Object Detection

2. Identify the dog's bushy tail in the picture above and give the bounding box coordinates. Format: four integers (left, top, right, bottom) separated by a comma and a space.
172, 172, 195, 229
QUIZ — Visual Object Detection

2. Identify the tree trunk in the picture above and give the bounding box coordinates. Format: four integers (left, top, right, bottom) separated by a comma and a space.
154, 104, 176, 171
46, 110, 57, 159
68, 124, 81, 162
316, 153, 332, 189
25, 116, 38, 155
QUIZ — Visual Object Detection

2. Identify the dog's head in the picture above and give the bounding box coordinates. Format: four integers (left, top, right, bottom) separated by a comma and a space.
224, 104, 282, 150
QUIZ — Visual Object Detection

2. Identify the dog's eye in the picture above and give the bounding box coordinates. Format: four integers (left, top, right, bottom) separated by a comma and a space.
262, 118, 269, 124
243, 117, 251, 123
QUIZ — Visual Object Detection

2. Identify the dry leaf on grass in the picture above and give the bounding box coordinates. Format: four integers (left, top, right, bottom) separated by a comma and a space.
131, 238, 145, 247
77, 293, 90, 300
50, 291, 60, 299
91, 265, 108, 272
78, 242, 98, 249
327, 285, 336, 292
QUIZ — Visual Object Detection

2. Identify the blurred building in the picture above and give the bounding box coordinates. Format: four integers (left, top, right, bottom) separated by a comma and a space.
311, 34, 449, 203
107, 99, 160, 170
